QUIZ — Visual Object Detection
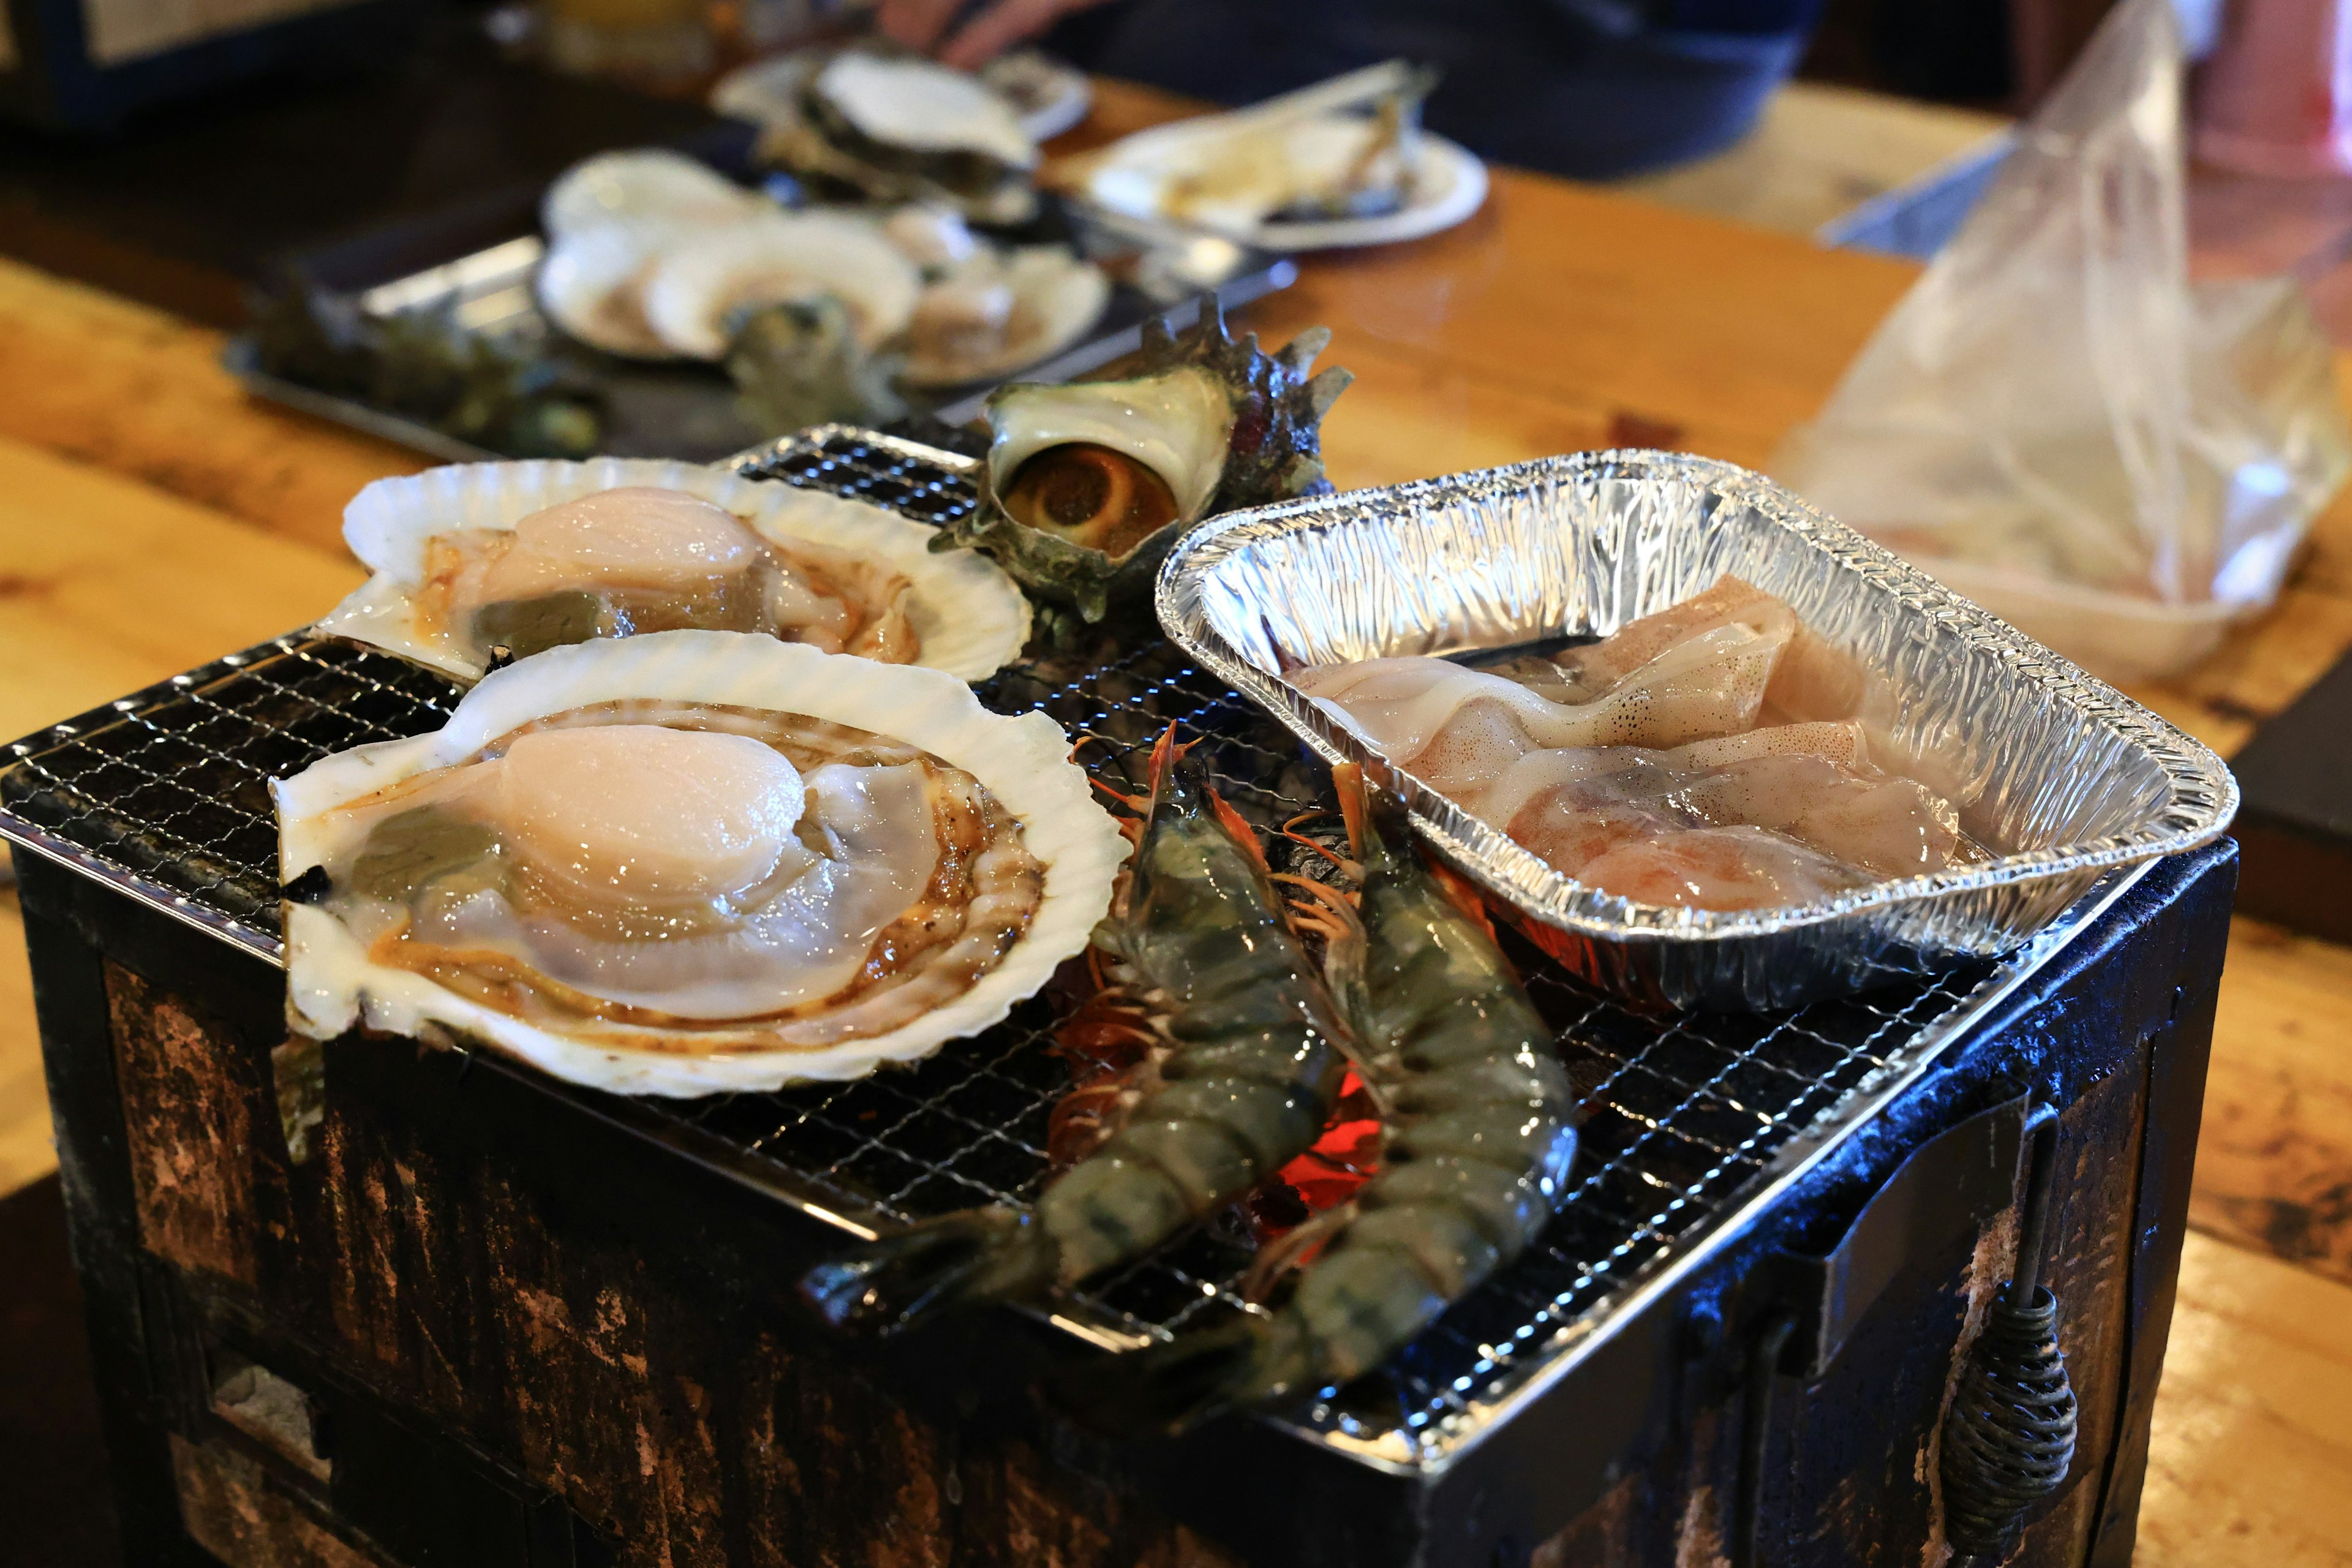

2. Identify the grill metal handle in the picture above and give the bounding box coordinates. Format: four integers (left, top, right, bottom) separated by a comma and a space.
1730, 1309, 1798, 1568
1940, 1109, 2079, 1563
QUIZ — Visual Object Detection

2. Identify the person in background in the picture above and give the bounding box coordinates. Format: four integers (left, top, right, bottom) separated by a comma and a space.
876, 0, 1828, 179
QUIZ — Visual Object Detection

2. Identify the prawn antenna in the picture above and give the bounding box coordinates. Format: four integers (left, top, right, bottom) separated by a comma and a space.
799, 1210, 1054, 1336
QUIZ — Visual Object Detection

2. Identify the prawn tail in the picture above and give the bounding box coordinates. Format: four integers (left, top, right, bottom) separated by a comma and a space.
1053, 1316, 1289, 1438
798, 1209, 1056, 1337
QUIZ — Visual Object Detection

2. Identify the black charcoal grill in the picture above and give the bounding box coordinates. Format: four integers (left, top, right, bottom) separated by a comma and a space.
5, 431, 2234, 1568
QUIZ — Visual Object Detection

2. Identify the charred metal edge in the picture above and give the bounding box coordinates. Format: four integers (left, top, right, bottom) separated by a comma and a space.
0, 427, 2164, 1478
1405, 859, 2155, 1477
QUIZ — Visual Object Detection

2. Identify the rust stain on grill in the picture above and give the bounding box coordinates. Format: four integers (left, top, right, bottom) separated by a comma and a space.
170, 1433, 390, 1568
107, 959, 265, 1287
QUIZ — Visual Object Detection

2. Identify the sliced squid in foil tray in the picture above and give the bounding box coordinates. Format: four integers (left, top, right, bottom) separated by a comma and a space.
1156, 450, 2237, 1009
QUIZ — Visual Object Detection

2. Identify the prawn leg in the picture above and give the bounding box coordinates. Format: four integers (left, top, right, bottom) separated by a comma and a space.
801, 728, 1351, 1335
1069, 763, 1578, 1430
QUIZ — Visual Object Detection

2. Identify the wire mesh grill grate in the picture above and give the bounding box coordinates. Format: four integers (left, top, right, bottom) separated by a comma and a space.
1, 430, 2004, 1463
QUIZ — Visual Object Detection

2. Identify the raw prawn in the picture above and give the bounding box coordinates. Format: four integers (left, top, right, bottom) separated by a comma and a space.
1069, 763, 1577, 1430
799, 727, 1351, 1334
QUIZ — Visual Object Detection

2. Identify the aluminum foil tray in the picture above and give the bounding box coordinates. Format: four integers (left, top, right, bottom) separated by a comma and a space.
0, 428, 2160, 1475
1159, 450, 2237, 1009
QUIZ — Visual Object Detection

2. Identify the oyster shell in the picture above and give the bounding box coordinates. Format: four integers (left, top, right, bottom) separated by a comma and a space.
933, 298, 1352, 622
276, 630, 1128, 1095
639, 211, 921, 360
315, 458, 1030, 682
713, 48, 1039, 224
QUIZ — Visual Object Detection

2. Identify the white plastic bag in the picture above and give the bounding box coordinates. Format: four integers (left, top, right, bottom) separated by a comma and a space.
1773, 0, 2351, 683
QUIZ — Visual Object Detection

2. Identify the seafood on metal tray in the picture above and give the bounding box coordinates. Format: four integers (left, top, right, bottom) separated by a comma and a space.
799, 727, 1353, 1334
1289, 578, 1989, 912
1066, 762, 1577, 1430
314, 457, 1029, 683
276, 631, 1127, 1097
933, 298, 1353, 624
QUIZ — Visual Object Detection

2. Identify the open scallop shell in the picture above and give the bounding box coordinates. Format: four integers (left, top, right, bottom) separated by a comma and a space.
536, 222, 679, 358
900, 247, 1112, 388
639, 212, 921, 360
276, 630, 1128, 1095
314, 458, 1032, 682
542, 149, 767, 238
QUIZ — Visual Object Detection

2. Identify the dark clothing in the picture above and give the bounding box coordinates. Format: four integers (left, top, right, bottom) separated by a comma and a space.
1047, 0, 1820, 179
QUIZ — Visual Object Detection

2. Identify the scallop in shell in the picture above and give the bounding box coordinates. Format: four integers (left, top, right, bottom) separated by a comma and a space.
900, 247, 1111, 388
536, 221, 677, 358
276, 631, 1128, 1095
541, 149, 766, 238
933, 298, 1352, 622
639, 211, 920, 360
314, 458, 1030, 682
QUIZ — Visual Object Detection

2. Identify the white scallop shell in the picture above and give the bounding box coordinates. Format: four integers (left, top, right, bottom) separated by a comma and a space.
313, 458, 1032, 683
542, 149, 766, 238
276, 630, 1129, 1096
535, 222, 678, 358
900, 247, 1112, 388
639, 212, 921, 360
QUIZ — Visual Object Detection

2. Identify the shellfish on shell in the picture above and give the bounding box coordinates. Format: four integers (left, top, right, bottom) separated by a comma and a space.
713, 48, 1041, 224
276, 631, 1129, 1095
639, 211, 921, 361
314, 458, 1030, 682
900, 247, 1110, 388
932, 298, 1352, 622
541, 149, 769, 238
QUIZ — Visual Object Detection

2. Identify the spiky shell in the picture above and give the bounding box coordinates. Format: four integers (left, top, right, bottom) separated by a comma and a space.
931, 297, 1352, 623
276, 631, 1129, 1095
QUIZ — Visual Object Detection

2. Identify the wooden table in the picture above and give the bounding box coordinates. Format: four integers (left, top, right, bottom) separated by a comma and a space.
3, 78, 2351, 1567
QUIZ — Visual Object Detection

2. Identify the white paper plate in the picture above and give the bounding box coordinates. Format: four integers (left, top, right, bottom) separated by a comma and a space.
1079, 118, 1488, 252
981, 50, 1093, 142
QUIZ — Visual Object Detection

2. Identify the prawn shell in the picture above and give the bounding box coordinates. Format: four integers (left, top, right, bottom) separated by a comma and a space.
315, 458, 1032, 684
274, 630, 1129, 1097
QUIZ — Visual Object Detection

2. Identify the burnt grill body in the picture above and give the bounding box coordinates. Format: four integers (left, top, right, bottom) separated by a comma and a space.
15, 841, 2231, 1568
4, 436, 2233, 1567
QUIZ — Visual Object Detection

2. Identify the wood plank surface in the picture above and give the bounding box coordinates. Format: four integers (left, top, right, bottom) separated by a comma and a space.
2138, 1229, 2352, 1566
0, 894, 47, 1199
1, 75, 2351, 1564
0, 431, 363, 744
0, 261, 419, 559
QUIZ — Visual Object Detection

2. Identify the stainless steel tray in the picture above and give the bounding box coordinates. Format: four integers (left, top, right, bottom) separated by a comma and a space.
1158, 449, 2237, 1009
227, 221, 1297, 464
